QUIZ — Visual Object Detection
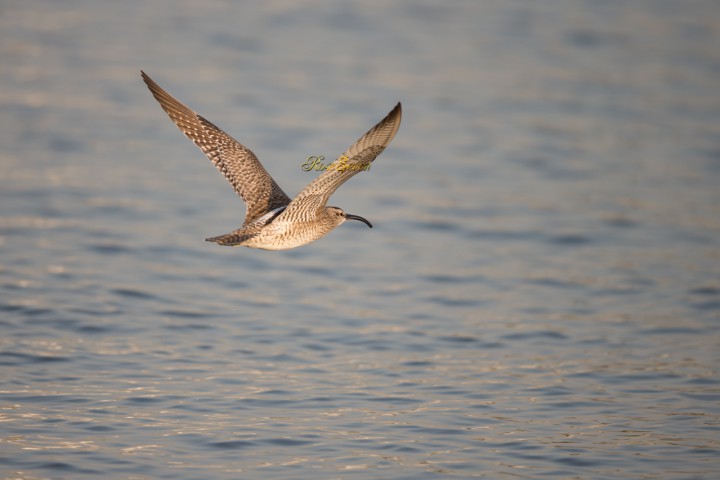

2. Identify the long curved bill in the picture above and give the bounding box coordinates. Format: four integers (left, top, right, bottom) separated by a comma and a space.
346, 214, 373, 228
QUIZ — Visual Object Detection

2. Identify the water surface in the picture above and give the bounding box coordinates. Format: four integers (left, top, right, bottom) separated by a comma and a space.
1, 1, 719, 479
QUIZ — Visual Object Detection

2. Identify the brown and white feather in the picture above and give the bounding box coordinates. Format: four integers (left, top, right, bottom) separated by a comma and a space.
277, 102, 402, 223
141, 71, 291, 225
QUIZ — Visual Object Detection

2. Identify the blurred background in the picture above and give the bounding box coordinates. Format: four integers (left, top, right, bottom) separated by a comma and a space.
1, 1, 719, 478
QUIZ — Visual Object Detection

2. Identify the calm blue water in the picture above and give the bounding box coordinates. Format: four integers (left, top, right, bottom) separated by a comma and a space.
1, 1, 719, 479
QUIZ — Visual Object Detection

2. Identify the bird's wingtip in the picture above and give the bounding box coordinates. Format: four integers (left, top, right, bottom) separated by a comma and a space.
391, 102, 402, 121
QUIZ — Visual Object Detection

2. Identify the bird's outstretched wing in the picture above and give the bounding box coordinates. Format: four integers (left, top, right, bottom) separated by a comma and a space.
277, 102, 402, 222
141, 71, 291, 225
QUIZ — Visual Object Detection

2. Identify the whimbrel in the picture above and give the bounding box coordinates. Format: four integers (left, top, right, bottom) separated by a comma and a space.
141, 71, 401, 250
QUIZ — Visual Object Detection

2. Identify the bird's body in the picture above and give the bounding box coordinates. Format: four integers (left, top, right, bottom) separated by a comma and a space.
141, 71, 401, 250
206, 205, 343, 251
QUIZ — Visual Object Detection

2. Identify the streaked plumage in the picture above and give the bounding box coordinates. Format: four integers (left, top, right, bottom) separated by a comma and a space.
141, 71, 401, 250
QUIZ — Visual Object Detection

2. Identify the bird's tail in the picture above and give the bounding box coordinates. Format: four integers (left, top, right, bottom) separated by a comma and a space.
205, 230, 253, 246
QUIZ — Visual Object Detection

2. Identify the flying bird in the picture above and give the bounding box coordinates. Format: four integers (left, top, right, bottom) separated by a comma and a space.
141, 71, 401, 250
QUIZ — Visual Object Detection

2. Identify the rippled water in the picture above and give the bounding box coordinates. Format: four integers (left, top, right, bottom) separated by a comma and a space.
2, 1, 719, 479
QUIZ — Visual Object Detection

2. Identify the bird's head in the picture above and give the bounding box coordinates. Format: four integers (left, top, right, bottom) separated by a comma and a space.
326, 206, 373, 228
